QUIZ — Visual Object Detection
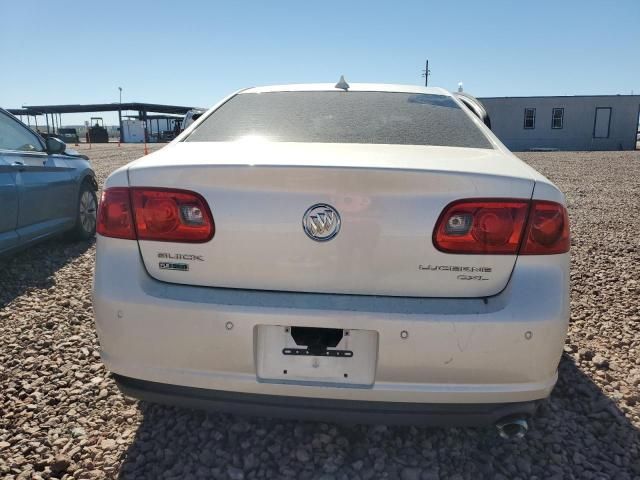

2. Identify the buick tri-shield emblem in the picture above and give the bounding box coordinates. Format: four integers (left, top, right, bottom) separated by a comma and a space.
303, 204, 341, 241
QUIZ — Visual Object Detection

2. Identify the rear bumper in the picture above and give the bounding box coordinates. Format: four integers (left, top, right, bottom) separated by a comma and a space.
94, 236, 570, 407
114, 374, 540, 426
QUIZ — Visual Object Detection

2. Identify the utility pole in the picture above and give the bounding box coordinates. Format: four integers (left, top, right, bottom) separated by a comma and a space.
118, 87, 123, 145
422, 60, 431, 86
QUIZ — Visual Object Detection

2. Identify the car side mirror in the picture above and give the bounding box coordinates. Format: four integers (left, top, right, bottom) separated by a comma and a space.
46, 136, 66, 154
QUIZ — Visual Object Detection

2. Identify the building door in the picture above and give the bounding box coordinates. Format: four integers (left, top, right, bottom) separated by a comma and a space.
593, 107, 611, 138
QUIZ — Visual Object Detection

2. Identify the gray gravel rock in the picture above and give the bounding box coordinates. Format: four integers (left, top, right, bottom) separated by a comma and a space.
0, 146, 639, 479
401, 466, 422, 480
295, 447, 311, 462
227, 465, 245, 480
592, 354, 609, 368
50, 454, 71, 475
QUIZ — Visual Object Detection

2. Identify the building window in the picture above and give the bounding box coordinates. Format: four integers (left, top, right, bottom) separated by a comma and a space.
523, 108, 536, 129
593, 107, 612, 138
552, 108, 564, 129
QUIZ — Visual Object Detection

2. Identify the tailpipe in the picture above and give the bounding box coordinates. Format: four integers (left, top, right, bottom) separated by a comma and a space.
495, 416, 529, 439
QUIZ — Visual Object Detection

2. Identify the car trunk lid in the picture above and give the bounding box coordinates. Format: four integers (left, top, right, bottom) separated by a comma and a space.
128, 142, 535, 297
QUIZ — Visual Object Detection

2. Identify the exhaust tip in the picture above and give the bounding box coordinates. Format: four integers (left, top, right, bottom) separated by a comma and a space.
496, 416, 529, 439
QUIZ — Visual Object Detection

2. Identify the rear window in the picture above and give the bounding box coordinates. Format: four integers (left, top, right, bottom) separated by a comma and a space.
185, 91, 492, 149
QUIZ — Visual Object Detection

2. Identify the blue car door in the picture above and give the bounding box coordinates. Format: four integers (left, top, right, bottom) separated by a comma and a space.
0, 111, 76, 244
0, 156, 19, 253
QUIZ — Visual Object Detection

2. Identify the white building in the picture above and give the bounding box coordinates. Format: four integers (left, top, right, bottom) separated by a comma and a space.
479, 95, 640, 151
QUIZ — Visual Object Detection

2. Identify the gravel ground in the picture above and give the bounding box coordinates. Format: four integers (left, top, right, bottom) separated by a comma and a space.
1, 144, 639, 479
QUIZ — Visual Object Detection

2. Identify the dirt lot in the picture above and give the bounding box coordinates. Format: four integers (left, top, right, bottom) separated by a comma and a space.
1, 143, 639, 479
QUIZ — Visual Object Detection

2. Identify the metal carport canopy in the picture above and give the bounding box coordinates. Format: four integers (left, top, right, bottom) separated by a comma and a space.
6, 108, 32, 116
18, 102, 197, 115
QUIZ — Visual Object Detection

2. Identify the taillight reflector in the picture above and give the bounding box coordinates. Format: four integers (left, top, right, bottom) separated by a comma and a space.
520, 200, 570, 255
433, 199, 569, 255
97, 188, 136, 240
97, 187, 214, 243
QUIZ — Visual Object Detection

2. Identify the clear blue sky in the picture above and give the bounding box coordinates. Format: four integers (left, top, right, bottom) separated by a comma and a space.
1, 0, 638, 125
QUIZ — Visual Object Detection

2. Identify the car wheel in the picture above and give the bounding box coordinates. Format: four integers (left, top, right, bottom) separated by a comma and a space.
70, 181, 98, 240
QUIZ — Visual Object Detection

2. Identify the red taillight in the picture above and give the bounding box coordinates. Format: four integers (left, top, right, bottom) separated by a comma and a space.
520, 201, 570, 255
131, 188, 214, 242
97, 188, 136, 240
433, 200, 529, 254
97, 187, 214, 243
433, 199, 569, 255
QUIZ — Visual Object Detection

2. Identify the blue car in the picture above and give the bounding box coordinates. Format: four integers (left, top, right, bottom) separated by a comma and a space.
0, 108, 97, 256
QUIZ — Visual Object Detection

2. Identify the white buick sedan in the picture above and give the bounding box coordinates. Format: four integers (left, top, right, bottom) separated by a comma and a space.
93, 82, 569, 437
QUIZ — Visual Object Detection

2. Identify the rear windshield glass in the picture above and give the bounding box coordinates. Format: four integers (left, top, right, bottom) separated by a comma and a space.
185, 91, 492, 149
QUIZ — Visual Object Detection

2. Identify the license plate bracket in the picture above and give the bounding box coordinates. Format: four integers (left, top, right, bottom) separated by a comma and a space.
256, 325, 378, 386
282, 347, 354, 358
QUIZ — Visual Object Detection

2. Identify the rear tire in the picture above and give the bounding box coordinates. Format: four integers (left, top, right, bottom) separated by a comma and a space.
69, 181, 98, 240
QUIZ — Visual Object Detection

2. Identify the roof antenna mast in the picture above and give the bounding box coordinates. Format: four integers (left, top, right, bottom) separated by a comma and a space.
335, 75, 350, 90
